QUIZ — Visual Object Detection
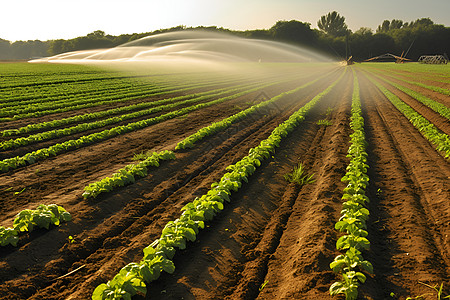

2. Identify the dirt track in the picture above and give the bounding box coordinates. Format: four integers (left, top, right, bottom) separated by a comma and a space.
0, 66, 449, 300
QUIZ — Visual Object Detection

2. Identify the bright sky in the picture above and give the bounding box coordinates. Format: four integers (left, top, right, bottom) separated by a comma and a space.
2, 0, 449, 42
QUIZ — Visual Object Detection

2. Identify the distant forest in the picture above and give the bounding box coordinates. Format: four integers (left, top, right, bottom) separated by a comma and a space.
1, 13, 449, 62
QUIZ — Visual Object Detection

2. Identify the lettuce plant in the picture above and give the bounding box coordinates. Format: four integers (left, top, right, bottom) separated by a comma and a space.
0, 204, 71, 247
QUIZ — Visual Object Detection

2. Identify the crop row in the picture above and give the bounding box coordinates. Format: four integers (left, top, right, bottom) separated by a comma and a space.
367, 76, 450, 159
330, 74, 373, 300
0, 80, 166, 108
91, 70, 345, 300
82, 150, 176, 199
0, 72, 125, 89
362, 67, 450, 97
361, 63, 450, 85
0, 63, 160, 88
175, 73, 328, 150
0, 82, 263, 150
0, 77, 152, 104
363, 70, 450, 119
0, 80, 283, 173
1, 87, 226, 137
0, 204, 71, 247
0, 77, 245, 121
0, 72, 246, 108
81, 74, 327, 199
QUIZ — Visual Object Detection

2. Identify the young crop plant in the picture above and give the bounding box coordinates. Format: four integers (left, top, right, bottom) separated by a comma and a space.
0, 82, 279, 174
284, 163, 315, 187
0, 86, 228, 137
330, 73, 373, 300
0, 204, 71, 247
360, 65, 450, 96
366, 76, 450, 160
0, 83, 263, 151
175, 73, 330, 150
92, 70, 347, 300
365, 70, 450, 120
83, 150, 176, 199
84, 74, 333, 202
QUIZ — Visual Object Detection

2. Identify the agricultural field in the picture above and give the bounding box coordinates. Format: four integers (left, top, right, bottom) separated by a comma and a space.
0, 61, 449, 300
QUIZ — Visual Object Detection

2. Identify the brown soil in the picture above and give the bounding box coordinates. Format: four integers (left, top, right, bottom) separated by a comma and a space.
0, 66, 449, 300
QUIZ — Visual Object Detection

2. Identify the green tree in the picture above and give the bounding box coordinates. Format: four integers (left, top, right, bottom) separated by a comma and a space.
377, 19, 404, 32
407, 18, 434, 28
354, 27, 373, 36
390, 19, 404, 30
317, 11, 349, 37
269, 20, 316, 45
377, 20, 391, 33
0, 39, 11, 59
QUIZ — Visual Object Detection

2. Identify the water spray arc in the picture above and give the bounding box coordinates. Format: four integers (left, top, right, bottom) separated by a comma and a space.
31, 30, 333, 65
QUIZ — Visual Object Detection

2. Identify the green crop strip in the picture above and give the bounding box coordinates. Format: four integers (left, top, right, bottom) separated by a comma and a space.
360, 63, 450, 84
366, 75, 450, 160
82, 151, 176, 199
0, 82, 264, 150
0, 73, 248, 107
330, 72, 373, 300
0, 80, 283, 173
363, 70, 450, 120
1, 76, 282, 137
82, 73, 330, 200
0, 204, 71, 247
0, 79, 157, 106
91, 70, 346, 300
175, 73, 328, 150
0, 77, 246, 121
361, 67, 450, 97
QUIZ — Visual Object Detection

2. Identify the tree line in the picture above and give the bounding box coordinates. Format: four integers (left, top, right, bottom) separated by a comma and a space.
1, 12, 448, 61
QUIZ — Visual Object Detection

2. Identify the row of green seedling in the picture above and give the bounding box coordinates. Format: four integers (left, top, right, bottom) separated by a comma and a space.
330, 74, 373, 300
0, 72, 206, 102
360, 64, 450, 86
363, 69, 450, 119
367, 76, 450, 159
1, 79, 257, 137
0, 78, 159, 106
0, 72, 248, 108
175, 73, 329, 150
0, 80, 282, 173
0, 76, 244, 120
0, 82, 260, 149
83, 73, 331, 199
82, 150, 176, 199
0, 204, 71, 247
92, 70, 345, 300
0, 69, 136, 89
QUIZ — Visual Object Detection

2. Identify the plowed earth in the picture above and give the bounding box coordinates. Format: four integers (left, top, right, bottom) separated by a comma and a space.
0, 65, 449, 300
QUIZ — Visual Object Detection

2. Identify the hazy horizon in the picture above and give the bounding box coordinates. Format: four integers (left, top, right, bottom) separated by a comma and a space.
2, 0, 449, 42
